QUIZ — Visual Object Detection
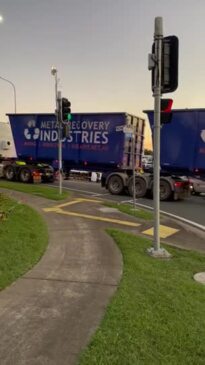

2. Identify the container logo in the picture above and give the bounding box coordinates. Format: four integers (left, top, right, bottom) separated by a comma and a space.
24, 120, 40, 140
201, 130, 205, 143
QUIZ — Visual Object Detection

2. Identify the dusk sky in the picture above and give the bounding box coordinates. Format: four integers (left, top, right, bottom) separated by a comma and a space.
0, 0, 204, 148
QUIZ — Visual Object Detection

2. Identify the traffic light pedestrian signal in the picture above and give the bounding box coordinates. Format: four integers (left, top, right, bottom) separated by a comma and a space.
161, 98, 173, 124
61, 98, 71, 121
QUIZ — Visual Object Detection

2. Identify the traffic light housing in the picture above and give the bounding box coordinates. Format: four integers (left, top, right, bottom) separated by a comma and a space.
61, 97, 71, 121
161, 36, 178, 93
61, 97, 71, 138
161, 98, 173, 124
62, 122, 70, 139
151, 35, 179, 93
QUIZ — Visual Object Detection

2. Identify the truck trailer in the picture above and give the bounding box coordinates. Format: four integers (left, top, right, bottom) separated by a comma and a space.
6, 112, 144, 171
145, 109, 205, 177
145, 108, 205, 196
4, 112, 190, 200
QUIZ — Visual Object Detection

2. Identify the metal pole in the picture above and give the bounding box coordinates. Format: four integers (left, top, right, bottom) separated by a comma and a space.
147, 18, 171, 259
132, 129, 136, 209
57, 91, 63, 195
0, 76, 16, 113
153, 17, 163, 251
51, 67, 63, 195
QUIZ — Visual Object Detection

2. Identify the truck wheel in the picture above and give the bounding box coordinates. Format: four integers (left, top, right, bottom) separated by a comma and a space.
4, 165, 15, 181
19, 167, 32, 183
128, 177, 147, 198
107, 175, 124, 195
160, 180, 172, 201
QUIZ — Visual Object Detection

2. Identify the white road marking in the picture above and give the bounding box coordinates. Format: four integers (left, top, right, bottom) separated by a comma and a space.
121, 199, 134, 204
159, 210, 205, 231
128, 200, 205, 231
47, 184, 108, 196
46, 184, 205, 231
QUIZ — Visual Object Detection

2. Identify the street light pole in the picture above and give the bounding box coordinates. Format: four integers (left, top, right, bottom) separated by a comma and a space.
0, 76, 16, 113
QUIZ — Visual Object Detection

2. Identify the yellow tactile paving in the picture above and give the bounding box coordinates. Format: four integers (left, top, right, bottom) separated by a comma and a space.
142, 225, 179, 238
54, 208, 140, 227
43, 198, 140, 227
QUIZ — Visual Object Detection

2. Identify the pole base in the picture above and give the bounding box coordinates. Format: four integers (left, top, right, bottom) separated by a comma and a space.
147, 247, 172, 259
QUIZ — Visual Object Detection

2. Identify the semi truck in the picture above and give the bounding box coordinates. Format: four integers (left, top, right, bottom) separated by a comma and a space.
2, 112, 191, 200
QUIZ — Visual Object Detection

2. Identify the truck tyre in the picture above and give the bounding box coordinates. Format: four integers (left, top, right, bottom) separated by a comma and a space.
19, 167, 32, 183
4, 165, 15, 181
160, 179, 172, 201
107, 175, 124, 195
128, 177, 147, 198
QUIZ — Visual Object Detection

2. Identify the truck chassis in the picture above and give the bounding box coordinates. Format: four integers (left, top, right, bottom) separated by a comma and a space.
0, 159, 54, 184
102, 171, 190, 201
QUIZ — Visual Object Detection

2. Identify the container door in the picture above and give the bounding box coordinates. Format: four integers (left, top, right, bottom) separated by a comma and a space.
122, 115, 145, 170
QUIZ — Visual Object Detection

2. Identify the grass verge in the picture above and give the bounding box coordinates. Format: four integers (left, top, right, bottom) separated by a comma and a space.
79, 230, 205, 365
104, 201, 153, 220
0, 180, 69, 200
0, 193, 48, 290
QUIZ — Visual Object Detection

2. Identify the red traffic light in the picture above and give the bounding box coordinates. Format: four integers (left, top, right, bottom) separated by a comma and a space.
160, 98, 173, 124
161, 98, 173, 112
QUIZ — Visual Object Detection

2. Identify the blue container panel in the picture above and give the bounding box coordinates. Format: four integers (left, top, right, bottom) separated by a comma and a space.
145, 110, 205, 172
8, 113, 126, 166
9, 114, 39, 160
194, 111, 205, 170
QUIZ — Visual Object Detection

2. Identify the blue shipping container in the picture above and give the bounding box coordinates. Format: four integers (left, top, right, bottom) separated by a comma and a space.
7, 113, 144, 170
145, 109, 205, 174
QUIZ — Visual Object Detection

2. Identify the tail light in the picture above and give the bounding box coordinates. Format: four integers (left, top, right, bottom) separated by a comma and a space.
174, 181, 184, 188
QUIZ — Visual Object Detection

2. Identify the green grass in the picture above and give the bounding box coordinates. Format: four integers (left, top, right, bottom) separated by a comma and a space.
0, 193, 48, 290
79, 230, 205, 365
0, 180, 69, 200
104, 201, 153, 221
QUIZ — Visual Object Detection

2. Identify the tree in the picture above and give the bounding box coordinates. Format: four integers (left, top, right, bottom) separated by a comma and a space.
144, 149, 153, 155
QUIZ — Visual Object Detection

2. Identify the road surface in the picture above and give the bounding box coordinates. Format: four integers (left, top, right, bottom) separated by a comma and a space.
49, 179, 205, 228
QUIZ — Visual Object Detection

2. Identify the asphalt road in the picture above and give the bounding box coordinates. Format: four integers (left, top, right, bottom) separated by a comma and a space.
50, 179, 205, 228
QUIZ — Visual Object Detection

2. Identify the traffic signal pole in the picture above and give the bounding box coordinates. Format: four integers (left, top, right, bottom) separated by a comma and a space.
132, 127, 136, 209
51, 67, 63, 195
148, 17, 171, 258
57, 91, 63, 195
153, 17, 162, 253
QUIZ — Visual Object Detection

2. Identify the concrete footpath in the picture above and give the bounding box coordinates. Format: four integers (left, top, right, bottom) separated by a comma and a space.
0, 189, 205, 365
